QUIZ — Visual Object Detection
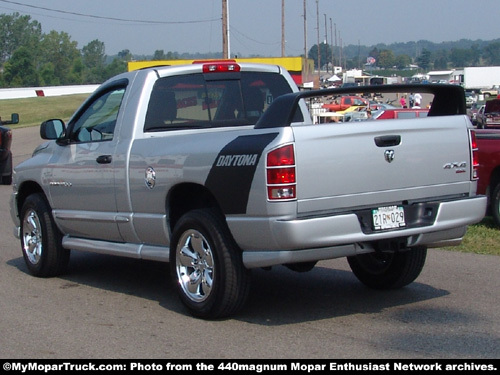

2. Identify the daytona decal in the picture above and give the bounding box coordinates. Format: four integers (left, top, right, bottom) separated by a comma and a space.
205, 133, 278, 214
216, 154, 258, 167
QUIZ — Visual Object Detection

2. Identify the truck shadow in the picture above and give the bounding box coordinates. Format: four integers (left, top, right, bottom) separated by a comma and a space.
239, 264, 449, 325
8, 251, 449, 325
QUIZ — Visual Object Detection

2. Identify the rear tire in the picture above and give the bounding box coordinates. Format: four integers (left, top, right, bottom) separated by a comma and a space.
347, 246, 427, 289
491, 183, 500, 227
20, 193, 70, 277
170, 209, 251, 319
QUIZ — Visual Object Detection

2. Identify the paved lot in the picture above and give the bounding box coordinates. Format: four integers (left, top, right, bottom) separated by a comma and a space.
1, 126, 499, 359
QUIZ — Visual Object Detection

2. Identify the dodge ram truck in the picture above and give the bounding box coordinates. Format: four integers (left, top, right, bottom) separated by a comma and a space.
10, 62, 487, 318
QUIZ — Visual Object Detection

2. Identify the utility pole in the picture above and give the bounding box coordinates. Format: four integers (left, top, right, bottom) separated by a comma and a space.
316, 0, 320, 83
281, 0, 285, 57
334, 22, 337, 68
303, 0, 307, 79
222, 0, 230, 59
330, 18, 334, 73
324, 13, 328, 72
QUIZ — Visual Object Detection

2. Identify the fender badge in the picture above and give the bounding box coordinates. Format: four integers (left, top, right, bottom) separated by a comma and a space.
384, 149, 395, 163
145, 167, 156, 189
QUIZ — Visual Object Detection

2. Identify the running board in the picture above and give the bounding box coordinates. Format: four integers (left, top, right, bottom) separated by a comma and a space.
62, 236, 170, 262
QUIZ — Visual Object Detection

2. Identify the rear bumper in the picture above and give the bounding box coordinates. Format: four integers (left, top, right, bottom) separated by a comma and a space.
229, 196, 487, 268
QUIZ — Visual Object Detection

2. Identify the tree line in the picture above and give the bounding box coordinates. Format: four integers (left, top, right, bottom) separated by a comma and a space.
0, 13, 132, 87
2, 12, 500, 88
309, 38, 500, 71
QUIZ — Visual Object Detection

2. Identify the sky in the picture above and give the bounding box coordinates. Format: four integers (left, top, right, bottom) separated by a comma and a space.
1, 0, 499, 57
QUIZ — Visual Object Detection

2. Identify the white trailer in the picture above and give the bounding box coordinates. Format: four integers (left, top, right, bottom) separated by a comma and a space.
462, 66, 500, 92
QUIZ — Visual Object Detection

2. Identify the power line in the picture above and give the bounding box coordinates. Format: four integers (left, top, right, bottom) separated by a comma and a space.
0, 0, 219, 25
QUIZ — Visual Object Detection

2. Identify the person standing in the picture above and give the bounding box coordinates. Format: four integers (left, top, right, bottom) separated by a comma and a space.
409, 93, 414, 108
414, 92, 422, 107
400, 95, 407, 108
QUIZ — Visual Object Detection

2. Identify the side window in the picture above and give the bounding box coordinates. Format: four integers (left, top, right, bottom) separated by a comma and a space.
70, 87, 125, 143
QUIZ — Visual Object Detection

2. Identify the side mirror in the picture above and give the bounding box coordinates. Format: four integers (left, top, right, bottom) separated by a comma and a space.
40, 119, 65, 140
0, 113, 19, 125
10, 113, 19, 124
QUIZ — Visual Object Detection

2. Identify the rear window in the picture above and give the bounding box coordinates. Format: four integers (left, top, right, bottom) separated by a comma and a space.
144, 72, 294, 131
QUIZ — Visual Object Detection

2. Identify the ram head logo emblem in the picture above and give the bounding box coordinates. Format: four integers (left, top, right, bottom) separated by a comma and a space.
384, 149, 395, 163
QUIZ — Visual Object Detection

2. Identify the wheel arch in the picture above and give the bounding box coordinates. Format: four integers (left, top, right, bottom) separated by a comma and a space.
166, 182, 225, 234
16, 181, 46, 216
489, 167, 500, 193
486, 166, 500, 208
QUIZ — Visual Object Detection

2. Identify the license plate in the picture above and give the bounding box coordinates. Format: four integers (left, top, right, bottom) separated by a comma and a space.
372, 205, 406, 230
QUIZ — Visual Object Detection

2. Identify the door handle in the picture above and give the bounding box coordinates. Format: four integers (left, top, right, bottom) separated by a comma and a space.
96, 155, 112, 164
374, 135, 401, 147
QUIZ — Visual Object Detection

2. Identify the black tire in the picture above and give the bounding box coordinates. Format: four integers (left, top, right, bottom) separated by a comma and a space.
20, 193, 70, 277
491, 183, 500, 227
1, 173, 12, 185
1, 152, 12, 185
347, 246, 427, 289
169, 209, 251, 319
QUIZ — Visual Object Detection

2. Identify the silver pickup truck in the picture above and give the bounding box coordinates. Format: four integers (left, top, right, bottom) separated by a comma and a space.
10, 62, 487, 318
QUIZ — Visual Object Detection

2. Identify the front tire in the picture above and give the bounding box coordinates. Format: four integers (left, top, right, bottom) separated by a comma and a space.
347, 246, 427, 289
170, 209, 251, 319
20, 194, 70, 277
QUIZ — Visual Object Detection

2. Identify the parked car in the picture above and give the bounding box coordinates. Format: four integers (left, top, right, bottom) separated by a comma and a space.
0, 113, 18, 185
476, 99, 500, 129
373, 108, 429, 120
322, 95, 368, 112
467, 102, 485, 126
465, 91, 478, 107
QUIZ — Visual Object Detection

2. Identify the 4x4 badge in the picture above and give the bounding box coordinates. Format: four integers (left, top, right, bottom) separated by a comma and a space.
384, 149, 395, 163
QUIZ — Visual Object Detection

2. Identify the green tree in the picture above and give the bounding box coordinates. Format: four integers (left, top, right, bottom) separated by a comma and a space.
39, 31, 81, 85
3, 46, 39, 86
82, 39, 106, 83
450, 48, 473, 68
416, 49, 432, 70
118, 49, 133, 61
377, 50, 395, 69
483, 42, 500, 65
0, 13, 42, 65
102, 58, 127, 81
432, 49, 449, 70
153, 49, 166, 60
308, 43, 332, 69
394, 54, 411, 69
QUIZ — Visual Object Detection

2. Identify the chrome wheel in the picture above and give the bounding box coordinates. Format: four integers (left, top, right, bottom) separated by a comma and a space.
175, 229, 215, 303
22, 209, 43, 265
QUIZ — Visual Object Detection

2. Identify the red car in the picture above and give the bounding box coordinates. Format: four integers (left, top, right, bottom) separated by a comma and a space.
322, 95, 368, 112
476, 99, 500, 129
374, 108, 429, 120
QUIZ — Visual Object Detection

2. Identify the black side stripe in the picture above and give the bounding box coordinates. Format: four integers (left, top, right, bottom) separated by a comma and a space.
205, 133, 278, 214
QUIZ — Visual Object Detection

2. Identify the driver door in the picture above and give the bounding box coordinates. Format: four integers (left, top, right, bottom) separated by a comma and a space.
47, 86, 126, 242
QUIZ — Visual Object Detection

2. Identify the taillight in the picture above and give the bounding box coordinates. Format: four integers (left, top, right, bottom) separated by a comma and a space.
202, 62, 240, 73
266, 144, 296, 200
470, 130, 479, 180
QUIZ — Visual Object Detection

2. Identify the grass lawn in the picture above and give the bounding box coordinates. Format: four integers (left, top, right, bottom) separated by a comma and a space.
1, 94, 89, 127
446, 216, 500, 256
2, 93, 498, 256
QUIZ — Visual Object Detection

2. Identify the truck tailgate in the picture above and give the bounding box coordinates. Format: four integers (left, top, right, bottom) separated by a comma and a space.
292, 115, 473, 214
